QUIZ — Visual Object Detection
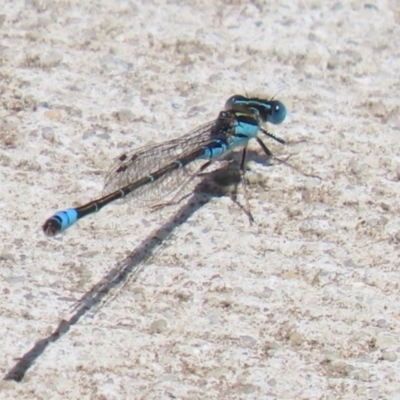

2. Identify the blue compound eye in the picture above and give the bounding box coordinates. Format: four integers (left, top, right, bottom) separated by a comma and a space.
267, 101, 286, 125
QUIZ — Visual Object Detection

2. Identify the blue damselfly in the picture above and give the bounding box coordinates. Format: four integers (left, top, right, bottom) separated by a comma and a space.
42, 95, 286, 236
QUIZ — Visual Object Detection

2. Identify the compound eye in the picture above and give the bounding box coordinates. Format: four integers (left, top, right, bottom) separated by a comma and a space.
268, 101, 287, 125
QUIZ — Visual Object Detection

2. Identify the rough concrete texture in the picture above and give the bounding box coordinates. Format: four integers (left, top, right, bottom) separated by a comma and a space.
1, 0, 400, 399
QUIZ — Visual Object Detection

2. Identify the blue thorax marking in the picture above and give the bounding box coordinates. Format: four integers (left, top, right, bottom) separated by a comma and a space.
199, 110, 260, 160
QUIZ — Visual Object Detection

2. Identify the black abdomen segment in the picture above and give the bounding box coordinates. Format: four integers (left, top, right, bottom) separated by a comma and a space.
42, 148, 205, 237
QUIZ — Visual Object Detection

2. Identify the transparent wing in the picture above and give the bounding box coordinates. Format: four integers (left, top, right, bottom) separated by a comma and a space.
102, 119, 221, 206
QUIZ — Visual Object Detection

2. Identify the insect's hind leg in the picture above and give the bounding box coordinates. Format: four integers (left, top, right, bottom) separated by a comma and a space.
236, 147, 256, 224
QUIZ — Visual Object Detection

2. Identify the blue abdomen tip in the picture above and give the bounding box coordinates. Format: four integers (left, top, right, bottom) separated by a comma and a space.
43, 208, 78, 237
55, 208, 78, 231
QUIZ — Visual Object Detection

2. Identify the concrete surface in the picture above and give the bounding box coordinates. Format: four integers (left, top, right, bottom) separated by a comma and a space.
1, 0, 400, 399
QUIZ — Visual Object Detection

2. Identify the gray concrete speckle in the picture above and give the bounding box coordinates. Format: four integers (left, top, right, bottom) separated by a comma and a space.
1, 0, 400, 398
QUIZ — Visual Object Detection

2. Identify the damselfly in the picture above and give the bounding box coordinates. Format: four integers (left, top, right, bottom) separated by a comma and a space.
42, 95, 286, 237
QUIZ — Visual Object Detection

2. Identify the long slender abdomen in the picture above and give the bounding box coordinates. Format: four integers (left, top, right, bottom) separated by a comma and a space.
42, 148, 205, 237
